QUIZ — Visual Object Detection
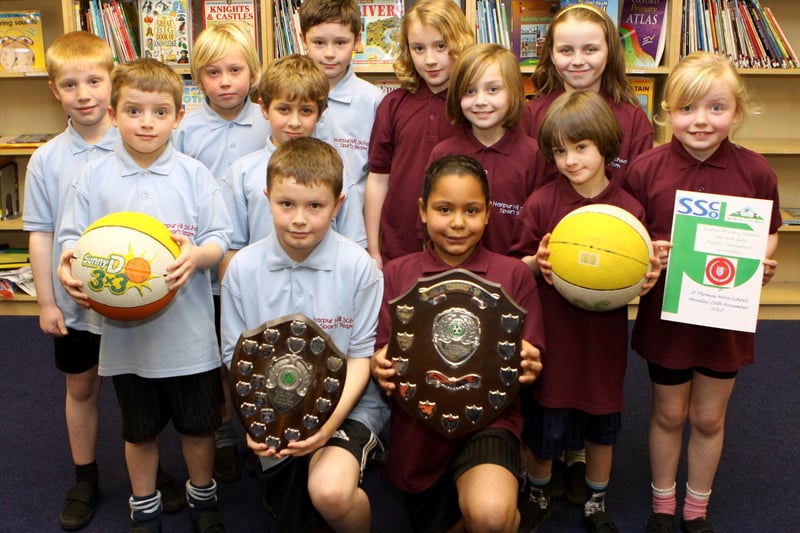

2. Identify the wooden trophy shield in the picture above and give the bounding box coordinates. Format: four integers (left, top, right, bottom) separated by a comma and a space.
230, 314, 347, 451
388, 269, 526, 439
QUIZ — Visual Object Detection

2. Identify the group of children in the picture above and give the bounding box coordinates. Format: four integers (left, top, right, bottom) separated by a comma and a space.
23, 0, 780, 532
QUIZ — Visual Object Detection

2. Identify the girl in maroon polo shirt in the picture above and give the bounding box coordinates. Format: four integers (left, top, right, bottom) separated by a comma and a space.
523, 3, 653, 184
364, 0, 475, 268
428, 43, 556, 255
625, 52, 780, 533
509, 90, 661, 533
371, 155, 545, 533
522, 3, 654, 500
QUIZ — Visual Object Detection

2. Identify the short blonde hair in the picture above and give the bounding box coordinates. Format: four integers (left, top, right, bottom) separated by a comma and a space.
45, 31, 114, 81
662, 51, 752, 122
446, 43, 525, 128
190, 21, 261, 90
111, 58, 184, 112
258, 54, 328, 115
268, 137, 343, 197
394, 0, 474, 93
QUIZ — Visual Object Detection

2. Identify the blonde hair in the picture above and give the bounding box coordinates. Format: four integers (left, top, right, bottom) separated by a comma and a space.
661, 51, 753, 126
45, 31, 114, 81
190, 21, 261, 90
110, 58, 184, 112
446, 43, 525, 128
394, 0, 474, 93
531, 3, 638, 107
268, 137, 343, 197
258, 54, 328, 115
538, 90, 622, 165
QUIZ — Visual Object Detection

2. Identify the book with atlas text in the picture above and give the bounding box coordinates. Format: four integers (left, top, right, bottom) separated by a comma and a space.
618, 0, 668, 68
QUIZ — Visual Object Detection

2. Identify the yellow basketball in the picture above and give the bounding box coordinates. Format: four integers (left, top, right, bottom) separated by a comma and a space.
71, 212, 181, 321
548, 204, 653, 311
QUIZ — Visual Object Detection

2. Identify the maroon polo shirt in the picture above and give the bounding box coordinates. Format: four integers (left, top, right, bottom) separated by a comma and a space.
624, 137, 781, 372
368, 85, 459, 263
376, 244, 545, 493
522, 87, 654, 183
509, 177, 646, 413
428, 126, 559, 254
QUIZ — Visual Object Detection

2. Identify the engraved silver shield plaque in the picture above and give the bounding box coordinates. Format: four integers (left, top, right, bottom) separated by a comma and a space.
388, 269, 526, 439
231, 314, 347, 450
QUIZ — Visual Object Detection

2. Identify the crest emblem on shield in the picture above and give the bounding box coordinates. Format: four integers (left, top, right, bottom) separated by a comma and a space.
231, 314, 347, 450
388, 269, 526, 439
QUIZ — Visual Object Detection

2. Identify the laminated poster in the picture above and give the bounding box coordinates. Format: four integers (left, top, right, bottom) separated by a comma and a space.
662, 190, 772, 333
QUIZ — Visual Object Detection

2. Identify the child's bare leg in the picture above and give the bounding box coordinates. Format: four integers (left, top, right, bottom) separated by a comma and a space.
65, 368, 101, 465
125, 439, 159, 496
649, 381, 691, 517
182, 434, 215, 487
456, 463, 519, 533
308, 446, 370, 533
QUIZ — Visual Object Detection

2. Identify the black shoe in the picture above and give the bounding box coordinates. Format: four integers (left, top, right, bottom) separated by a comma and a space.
213, 445, 241, 482
59, 481, 99, 530
645, 512, 676, 532
156, 468, 185, 512
585, 511, 619, 533
129, 518, 162, 533
518, 485, 550, 533
679, 517, 715, 533
192, 509, 226, 533
566, 461, 589, 505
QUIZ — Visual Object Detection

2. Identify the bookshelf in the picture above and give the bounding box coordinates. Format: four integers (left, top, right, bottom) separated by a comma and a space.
2, 0, 800, 317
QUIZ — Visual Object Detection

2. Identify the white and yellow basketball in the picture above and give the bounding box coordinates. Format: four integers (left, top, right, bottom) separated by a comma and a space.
71, 212, 180, 321
548, 204, 653, 311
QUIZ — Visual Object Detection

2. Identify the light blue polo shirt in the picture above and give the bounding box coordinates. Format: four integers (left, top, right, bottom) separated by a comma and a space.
221, 140, 277, 249
220, 229, 388, 436
59, 140, 231, 378
317, 66, 383, 248
173, 98, 268, 182
23, 121, 119, 334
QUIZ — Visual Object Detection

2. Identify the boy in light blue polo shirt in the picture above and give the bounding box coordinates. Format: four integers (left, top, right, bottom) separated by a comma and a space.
22, 31, 117, 531
221, 54, 328, 254
299, 0, 385, 247
220, 137, 388, 533
58, 58, 231, 533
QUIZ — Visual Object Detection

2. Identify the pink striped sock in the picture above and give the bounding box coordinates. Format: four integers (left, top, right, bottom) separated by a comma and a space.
683, 484, 711, 521
651, 482, 677, 515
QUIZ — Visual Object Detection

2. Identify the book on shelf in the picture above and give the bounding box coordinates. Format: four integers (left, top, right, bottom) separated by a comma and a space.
510, 1, 560, 67
0, 159, 19, 221
629, 75, 654, 121
0, 11, 46, 74
780, 207, 800, 226
139, 0, 192, 65
560, 0, 620, 26
82, 0, 139, 63
0, 133, 57, 148
273, 0, 306, 57
201, 0, 259, 51
353, 0, 404, 65
0, 248, 29, 269
680, 0, 797, 69
618, 0, 668, 69
182, 77, 205, 114
476, 0, 511, 47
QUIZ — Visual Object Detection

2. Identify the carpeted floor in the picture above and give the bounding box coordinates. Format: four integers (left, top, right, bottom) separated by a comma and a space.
1, 317, 797, 532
